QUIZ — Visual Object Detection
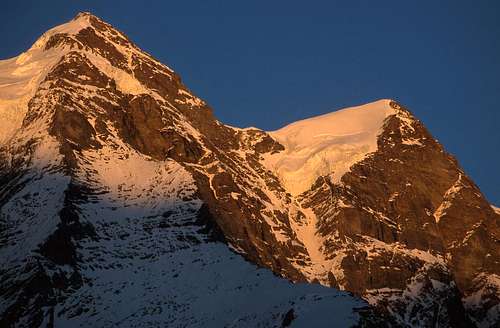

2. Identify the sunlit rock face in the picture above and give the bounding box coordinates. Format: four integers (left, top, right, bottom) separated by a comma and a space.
0, 12, 498, 328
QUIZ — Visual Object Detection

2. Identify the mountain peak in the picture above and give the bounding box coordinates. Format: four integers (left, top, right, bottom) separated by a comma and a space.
70, 11, 119, 35
0, 12, 199, 145
69, 11, 108, 31
20, 11, 135, 59
29, 14, 93, 51
263, 99, 398, 195
1, 14, 498, 327
73, 11, 97, 20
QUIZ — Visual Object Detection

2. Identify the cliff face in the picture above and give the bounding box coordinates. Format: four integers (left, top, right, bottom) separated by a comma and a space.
0, 12, 498, 327
294, 101, 499, 326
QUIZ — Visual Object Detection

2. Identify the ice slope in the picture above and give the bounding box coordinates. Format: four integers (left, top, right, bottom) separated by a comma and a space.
263, 99, 396, 196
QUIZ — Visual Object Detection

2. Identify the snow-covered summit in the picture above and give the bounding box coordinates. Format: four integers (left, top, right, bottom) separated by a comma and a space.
0, 13, 101, 145
263, 99, 396, 195
31, 12, 95, 50
0, 12, 199, 146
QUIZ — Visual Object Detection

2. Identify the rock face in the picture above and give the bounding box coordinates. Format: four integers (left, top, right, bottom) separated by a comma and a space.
0, 12, 498, 327
292, 101, 500, 327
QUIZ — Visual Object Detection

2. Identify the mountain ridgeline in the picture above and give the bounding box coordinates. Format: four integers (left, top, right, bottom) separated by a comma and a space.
0, 13, 498, 327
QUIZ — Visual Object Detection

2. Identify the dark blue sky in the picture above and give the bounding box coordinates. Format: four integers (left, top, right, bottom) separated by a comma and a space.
1, 1, 499, 204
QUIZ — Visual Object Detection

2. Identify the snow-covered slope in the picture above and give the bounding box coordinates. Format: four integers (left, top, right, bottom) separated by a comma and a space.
0, 13, 371, 328
0, 13, 94, 145
263, 99, 395, 195
56, 243, 364, 328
